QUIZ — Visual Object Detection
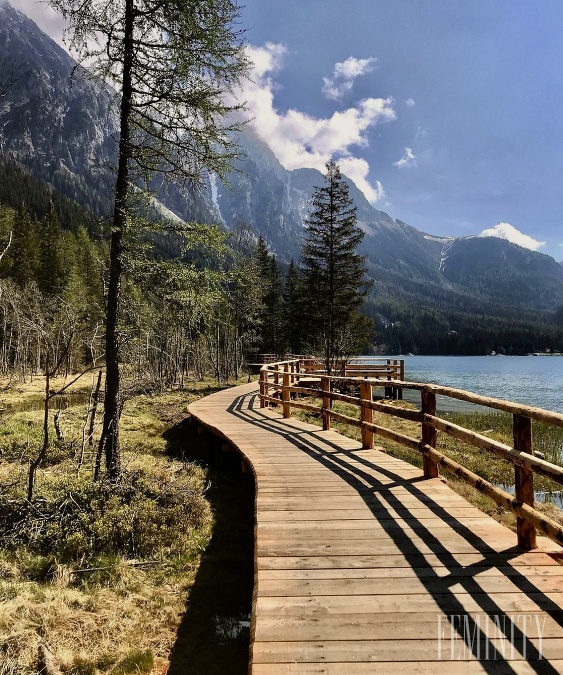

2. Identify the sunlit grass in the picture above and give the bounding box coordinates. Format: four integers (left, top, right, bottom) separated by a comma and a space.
0, 376, 245, 674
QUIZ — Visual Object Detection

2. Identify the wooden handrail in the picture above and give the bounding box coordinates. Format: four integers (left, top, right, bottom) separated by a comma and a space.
258, 359, 563, 551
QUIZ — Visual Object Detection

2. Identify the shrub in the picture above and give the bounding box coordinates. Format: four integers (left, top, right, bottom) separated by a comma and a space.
0, 465, 211, 569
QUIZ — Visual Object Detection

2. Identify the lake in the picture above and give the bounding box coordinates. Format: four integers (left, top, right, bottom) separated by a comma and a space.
358, 355, 563, 413
359, 355, 563, 506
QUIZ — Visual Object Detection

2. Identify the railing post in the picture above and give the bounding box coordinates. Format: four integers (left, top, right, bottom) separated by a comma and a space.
259, 369, 267, 408
385, 359, 392, 398
360, 380, 374, 449
514, 414, 537, 550
398, 360, 404, 400
272, 364, 280, 408
421, 387, 439, 478
282, 365, 291, 418
322, 376, 331, 431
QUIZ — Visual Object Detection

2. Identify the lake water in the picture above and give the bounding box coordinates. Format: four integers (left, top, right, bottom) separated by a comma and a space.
359, 355, 563, 506
358, 355, 563, 413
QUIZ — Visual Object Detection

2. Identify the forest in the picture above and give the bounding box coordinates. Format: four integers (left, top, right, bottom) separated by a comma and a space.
0, 159, 363, 390
2, 157, 563, 392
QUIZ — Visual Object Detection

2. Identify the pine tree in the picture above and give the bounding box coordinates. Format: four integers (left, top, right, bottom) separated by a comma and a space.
38, 202, 67, 295
282, 260, 303, 355
11, 205, 40, 288
301, 160, 372, 372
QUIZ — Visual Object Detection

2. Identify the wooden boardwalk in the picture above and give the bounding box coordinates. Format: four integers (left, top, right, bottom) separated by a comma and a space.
188, 382, 563, 674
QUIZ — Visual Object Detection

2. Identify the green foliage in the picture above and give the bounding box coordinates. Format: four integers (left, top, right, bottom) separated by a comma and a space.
255, 236, 284, 353
110, 649, 153, 675
301, 160, 373, 369
282, 259, 304, 354
0, 159, 100, 235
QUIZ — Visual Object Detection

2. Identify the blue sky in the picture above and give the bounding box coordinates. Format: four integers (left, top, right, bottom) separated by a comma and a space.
13, 0, 563, 260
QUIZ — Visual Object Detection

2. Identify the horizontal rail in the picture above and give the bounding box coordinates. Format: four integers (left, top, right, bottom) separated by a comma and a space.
258, 359, 563, 551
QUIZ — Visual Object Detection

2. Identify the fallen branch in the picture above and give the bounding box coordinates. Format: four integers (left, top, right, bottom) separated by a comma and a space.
71, 560, 162, 575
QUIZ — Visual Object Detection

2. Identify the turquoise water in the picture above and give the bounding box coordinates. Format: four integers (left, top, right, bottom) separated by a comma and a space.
358, 355, 563, 413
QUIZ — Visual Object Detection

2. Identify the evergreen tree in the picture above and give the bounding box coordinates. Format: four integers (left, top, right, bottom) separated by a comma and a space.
253, 237, 284, 354
301, 160, 372, 372
11, 205, 40, 288
282, 260, 303, 355
38, 202, 67, 295
262, 255, 283, 353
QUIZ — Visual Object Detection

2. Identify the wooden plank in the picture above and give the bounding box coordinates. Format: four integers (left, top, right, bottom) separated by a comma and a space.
256, 507, 485, 521
256, 536, 525, 557
251, 638, 563, 662
257, 551, 563, 570
254, 592, 563, 615
187, 382, 563, 675
253, 611, 563, 641
255, 574, 563, 597
257, 564, 563, 580
251, 663, 546, 674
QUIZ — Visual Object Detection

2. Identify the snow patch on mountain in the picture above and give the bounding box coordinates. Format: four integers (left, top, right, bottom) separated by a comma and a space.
424, 234, 454, 244
439, 239, 456, 272
209, 173, 225, 225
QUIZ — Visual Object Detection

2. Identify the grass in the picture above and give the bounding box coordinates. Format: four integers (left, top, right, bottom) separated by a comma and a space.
293, 395, 563, 532
0, 375, 253, 674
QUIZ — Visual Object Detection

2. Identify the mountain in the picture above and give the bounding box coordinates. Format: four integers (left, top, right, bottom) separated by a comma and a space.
2, 0, 563, 354
0, 0, 117, 215
215, 130, 563, 314
0, 0, 217, 224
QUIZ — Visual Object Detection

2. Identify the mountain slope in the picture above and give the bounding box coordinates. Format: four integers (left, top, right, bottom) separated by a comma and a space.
0, 0, 218, 224
2, 0, 563, 347
0, 0, 118, 215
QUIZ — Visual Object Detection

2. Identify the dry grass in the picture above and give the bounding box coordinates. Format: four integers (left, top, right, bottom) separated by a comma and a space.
0, 376, 243, 674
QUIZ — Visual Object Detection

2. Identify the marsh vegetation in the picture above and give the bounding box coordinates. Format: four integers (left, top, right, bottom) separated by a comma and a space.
0, 376, 253, 674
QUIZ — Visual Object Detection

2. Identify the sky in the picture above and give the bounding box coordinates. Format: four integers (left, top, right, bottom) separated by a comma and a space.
10, 0, 563, 260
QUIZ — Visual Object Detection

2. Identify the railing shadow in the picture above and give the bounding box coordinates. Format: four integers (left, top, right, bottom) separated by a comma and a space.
227, 389, 563, 673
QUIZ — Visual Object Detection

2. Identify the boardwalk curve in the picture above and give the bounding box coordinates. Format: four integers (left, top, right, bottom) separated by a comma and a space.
188, 381, 563, 674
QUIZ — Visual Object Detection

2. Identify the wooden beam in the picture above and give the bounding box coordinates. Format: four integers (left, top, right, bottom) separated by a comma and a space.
514, 414, 537, 550
421, 388, 439, 479
360, 381, 374, 450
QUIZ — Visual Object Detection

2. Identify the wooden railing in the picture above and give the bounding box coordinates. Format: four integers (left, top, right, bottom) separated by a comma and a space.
258, 359, 563, 551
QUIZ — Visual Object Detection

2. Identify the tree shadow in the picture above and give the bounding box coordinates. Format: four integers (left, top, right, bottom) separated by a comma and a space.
164, 418, 255, 675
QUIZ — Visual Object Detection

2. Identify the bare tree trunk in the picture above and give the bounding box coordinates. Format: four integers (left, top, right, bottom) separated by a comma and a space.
54, 409, 65, 442
98, 0, 134, 482
27, 366, 50, 501
78, 369, 102, 474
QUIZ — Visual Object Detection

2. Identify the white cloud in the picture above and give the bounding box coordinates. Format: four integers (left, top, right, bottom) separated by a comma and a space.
479, 223, 546, 251
339, 157, 386, 203
245, 42, 287, 79
405, 98, 416, 107
239, 44, 394, 204
393, 147, 417, 169
10, 0, 68, 50
322, 56, 377, 101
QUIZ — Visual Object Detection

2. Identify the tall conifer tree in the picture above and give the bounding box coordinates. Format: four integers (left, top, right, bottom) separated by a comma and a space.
301, 160, 372, 372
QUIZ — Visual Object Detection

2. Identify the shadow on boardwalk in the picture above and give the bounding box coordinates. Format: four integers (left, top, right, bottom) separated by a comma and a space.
226, 390, 563, 674
165, 420, 254, 675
